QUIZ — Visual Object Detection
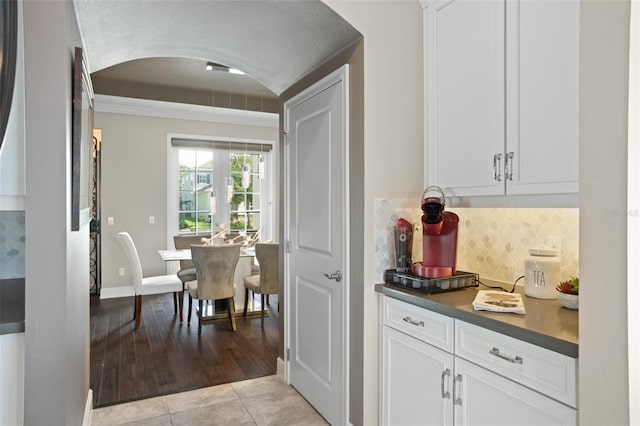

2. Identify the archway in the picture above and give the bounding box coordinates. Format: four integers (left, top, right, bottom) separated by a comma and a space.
73, 0, 361, 96
73, 0, 364, 419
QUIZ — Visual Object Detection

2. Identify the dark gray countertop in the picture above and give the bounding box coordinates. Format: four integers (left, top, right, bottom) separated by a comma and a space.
0, 278, 25, 334
375, 283, 578, 358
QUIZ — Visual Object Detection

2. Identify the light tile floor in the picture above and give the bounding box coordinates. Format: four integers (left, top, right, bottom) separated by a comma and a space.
91, 375, 328, 426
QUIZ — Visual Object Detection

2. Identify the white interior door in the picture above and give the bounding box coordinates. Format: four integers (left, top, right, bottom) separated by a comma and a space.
284, 66, 349, 425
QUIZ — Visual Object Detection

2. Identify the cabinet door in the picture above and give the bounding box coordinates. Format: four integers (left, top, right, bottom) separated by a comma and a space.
453, 358, 576, 426
505, 0, 579, 195
0, 333, 24, 425
424, 0, 505, 197
381, 326, 453, 426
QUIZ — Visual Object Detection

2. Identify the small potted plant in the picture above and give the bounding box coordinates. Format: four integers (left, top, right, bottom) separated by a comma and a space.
556, 277, 579, 310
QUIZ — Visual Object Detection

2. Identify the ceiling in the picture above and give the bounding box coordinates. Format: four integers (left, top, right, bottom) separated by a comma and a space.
73, 0, 362, 97
92, 57, 279, 101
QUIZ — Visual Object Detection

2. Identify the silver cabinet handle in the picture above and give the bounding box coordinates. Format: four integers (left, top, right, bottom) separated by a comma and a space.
490, 347, 523, 364
402, 316, 424, 327
453, 374, 463, 405
323, 270, 342, 282
505, 151, 514, 181
441, 369, 451, 399
493, 153, 503, 181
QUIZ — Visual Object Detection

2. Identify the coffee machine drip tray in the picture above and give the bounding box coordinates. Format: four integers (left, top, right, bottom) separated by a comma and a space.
384, 269, 479, 295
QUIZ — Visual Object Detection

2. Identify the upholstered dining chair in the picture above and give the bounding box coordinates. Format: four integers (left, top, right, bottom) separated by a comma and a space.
173, 235, 206, 321
115, 232, 183, 329
187, 244, 241, 335
243, 242, 279, 328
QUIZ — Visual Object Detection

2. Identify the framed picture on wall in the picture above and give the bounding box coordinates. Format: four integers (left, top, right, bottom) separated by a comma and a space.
71, 46, 94, 231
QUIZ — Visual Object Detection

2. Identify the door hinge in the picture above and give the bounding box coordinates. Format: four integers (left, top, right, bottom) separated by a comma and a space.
285, 240, 291, 253
286, 348, 290, 360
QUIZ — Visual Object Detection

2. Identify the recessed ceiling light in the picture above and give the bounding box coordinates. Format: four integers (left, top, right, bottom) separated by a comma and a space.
205, 62, 245, 75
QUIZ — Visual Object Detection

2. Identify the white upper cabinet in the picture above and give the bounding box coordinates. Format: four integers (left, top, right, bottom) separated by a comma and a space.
506, 0, 579, 195
422, 0, 579, 200
423, 0, 505, 197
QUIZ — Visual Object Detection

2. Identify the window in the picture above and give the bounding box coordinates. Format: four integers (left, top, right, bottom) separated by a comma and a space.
230, 153, 261, 234
168, 137, 275, 242
197, 173, 211, 185
178, 149, 213, 234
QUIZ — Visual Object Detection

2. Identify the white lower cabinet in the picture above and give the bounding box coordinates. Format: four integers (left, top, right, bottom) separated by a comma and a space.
454, 357, 576, 426
381, 296, 577, 426
0, 333, 24, 425
382, 326, 453, 425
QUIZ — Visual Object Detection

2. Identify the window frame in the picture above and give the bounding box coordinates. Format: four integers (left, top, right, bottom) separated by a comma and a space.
167, 134, 276, 251
177, 148, 214, 235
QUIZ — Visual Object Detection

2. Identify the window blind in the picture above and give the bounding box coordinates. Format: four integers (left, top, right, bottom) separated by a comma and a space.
171, 138, 273, 152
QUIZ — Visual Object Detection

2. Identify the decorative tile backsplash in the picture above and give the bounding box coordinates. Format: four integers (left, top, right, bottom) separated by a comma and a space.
0, 210, 25, 279
374, 199, 579, 285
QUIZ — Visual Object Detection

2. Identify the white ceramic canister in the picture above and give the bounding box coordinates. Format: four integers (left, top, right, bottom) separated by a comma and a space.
524, 247, 561, 299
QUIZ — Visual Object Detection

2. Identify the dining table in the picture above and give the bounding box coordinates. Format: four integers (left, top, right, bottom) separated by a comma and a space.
158, 246, 266, 320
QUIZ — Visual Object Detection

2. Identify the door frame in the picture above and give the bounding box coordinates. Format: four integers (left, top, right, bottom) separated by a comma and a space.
283, 65, 350, 424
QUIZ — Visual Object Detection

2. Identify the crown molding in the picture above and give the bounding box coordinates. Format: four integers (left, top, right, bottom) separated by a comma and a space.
93, 94, 279, 128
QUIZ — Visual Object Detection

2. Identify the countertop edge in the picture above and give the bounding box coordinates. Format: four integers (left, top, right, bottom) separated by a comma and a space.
0, 278, 25, 335
375, 283, 579, 358
0, 321, 25, 335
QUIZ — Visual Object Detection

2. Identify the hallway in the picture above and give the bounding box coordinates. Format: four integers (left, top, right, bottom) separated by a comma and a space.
91, 375, 328, 425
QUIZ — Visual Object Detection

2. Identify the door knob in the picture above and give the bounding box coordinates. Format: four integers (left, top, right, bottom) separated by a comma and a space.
324, 270, 342, 282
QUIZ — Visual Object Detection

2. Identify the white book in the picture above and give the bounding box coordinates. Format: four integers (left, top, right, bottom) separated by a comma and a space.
472, 290, 526, 314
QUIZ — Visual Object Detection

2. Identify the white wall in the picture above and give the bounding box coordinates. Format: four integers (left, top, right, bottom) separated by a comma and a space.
627, 3, 640, 424
322, 2, 424, 424
579, 1, 631, 424
23, 1, 90, 424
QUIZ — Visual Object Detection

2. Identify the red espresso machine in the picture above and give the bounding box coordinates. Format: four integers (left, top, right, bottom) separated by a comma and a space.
412, 186, 459, 278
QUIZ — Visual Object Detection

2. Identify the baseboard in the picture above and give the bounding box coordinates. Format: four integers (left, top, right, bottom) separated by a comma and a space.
83, 389, 93, 426
100, 286, 134, 299
277, 357, 285, 382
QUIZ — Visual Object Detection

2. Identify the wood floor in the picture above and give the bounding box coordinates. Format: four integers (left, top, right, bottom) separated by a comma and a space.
90, 292, 280, 408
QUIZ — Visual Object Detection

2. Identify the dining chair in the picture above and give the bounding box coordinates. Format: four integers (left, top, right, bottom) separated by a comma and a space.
173, 235, 204, 282
243, 242, 279, 328
115, 232, 183, 329
173, 235, 206, 321
187, 243, 241, 335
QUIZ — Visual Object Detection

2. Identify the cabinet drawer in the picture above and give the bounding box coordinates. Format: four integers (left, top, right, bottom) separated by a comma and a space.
455, 320, 577, 407
383, 297, 454, 352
